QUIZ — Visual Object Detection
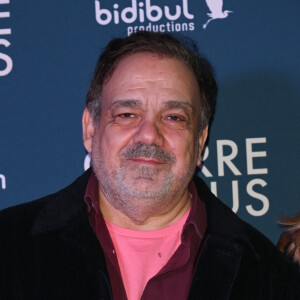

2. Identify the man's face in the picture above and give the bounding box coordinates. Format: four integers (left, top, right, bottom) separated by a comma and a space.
84, 53, 207, 221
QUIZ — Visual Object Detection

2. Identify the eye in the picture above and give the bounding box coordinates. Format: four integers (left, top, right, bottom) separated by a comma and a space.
114, 112, 140, 126
166, 115, 185, 122
117, 113, 136, 118
163, 113, 188, 130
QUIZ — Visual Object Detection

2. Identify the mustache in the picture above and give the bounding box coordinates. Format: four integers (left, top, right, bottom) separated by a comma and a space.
120, 143, 176, 163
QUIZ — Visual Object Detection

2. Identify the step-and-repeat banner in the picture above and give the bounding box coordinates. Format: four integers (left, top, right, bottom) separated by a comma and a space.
1, 0, 299, 244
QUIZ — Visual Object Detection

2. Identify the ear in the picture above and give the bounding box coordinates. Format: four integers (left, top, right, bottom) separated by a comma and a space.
197, 125, 208, 166
82, 108, 95, 153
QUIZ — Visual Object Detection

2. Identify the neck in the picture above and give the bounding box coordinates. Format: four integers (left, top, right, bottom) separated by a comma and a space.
99, 188, 192, 231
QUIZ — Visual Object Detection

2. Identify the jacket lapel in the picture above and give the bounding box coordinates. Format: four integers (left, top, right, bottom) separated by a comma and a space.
188, 233, 245, 299
188, 175, 257, 299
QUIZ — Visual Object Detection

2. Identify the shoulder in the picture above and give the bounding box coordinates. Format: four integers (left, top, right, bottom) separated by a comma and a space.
0, 195, 50, 240
193, 175, 300, 295
0, 169, 92, 238
193, 174, 299, 270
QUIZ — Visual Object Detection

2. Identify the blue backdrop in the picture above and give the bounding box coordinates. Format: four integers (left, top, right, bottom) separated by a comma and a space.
1, 0, 299, 244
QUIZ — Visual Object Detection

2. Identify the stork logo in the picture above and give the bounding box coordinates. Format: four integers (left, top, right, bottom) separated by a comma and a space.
203, 0, 233, 29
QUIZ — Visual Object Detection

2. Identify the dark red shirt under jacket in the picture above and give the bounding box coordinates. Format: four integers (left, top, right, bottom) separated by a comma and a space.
84, 172, 207, 300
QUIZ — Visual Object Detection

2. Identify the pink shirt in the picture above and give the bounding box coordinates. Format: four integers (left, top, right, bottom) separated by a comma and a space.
105, 209, 190, 300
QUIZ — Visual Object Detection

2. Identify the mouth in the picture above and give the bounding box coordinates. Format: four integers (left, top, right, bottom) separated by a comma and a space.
129, 158, 165, 165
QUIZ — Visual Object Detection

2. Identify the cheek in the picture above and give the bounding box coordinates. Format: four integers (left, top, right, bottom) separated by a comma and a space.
98, 125, 135, 157
167, 133, 196, 165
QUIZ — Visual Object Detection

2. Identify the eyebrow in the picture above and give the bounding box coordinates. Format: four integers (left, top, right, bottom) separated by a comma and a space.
163, 100, 194, 111
109, 99, 142, 109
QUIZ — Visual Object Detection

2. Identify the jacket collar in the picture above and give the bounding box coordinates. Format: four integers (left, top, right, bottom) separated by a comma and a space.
32, 170, 247, 238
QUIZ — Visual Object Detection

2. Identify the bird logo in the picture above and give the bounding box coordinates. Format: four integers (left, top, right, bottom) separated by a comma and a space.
203, 0, 233, 29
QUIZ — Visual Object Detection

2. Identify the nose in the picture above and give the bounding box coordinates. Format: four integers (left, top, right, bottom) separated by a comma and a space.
133, 119, 165, 147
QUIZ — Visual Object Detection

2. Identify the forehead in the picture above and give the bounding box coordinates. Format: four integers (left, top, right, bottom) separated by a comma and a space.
101, 53, 200, 108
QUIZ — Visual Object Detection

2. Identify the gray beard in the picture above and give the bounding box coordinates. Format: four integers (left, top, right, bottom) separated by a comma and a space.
94, 160, 174, 206
107, 165, 173, 199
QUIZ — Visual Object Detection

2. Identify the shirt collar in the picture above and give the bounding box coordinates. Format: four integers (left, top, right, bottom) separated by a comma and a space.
184, 181, 207, 239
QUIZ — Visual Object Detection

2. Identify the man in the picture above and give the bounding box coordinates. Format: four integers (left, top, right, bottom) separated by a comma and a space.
0, 32, 299, 299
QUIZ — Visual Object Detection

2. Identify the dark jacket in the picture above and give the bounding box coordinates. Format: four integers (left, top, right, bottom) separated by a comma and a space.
0, 169, 299, 299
